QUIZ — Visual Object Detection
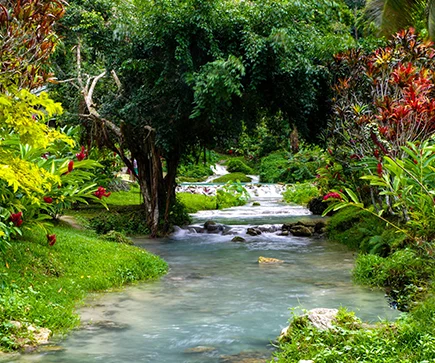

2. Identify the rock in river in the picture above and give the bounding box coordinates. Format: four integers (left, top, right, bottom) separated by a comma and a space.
258, 256, 284, 264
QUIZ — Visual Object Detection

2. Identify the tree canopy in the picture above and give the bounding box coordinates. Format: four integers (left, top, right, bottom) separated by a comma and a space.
53, 0, 356, 234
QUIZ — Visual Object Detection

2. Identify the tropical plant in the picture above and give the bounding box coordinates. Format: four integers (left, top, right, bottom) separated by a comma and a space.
0, 0, 107, 250
365, 0, 435, 39
216, 181, 250, 209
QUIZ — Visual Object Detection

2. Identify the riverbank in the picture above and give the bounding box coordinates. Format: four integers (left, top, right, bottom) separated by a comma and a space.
272, 205, 435, 362
0, 222, 167, 352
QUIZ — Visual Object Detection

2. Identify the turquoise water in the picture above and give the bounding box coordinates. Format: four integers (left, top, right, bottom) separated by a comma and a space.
5, 199, 398, 363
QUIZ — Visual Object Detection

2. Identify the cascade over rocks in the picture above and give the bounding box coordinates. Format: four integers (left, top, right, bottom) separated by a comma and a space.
231, 236, 246, 242
246, 227, 262, 236
204, 220, 225, 233
282, 219, 327, 237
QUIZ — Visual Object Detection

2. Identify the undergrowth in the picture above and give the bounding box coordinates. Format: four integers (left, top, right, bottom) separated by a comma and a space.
273, 303, 435, 363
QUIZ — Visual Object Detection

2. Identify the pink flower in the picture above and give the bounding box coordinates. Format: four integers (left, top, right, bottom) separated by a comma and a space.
47, 234, 56, 246
94, 186, 111, 199
377, 163, 383, 176
76, 146, 86, 161
323, 192, 342, 201
10, 212, 23, 227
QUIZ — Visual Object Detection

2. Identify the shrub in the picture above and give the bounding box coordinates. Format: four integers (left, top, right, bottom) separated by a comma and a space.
177, 163, 213, 181
101, 230, 133, 245
259, 152, 287, 183
177, 193, 216, 213
225, 159, 254, 174
89, 207, 150, 235
166, 198, 192, 227
216, 181, 250, 209
354, 249, 432, 310
326, 206, 384, 250
212, 173, 252, 183
283, 183, 320, 205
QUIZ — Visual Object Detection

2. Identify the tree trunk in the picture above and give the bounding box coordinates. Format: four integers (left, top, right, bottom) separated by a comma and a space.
134, 126, 163, 237
162, 152, 181, 232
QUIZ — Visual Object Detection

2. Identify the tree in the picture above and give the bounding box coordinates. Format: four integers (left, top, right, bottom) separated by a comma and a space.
0, 0, 106, 249
365, 0, 435, 39
53, 0, 355, 236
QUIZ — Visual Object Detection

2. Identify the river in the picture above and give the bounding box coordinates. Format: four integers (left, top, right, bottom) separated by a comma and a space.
6, 196, 398, 363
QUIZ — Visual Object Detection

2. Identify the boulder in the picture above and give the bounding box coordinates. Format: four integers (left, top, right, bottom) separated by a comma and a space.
246, 227, 262, 236
32, 327, 51, 345
231, 236, 246, 243
305, 308, 339, 330
185, 346, 217, 354
258, 256, 284, 264
204, 220, 224, 233
289, 224, 313, 237
282, 219, 328, 235
279, 308, 339, 342
308, 196, 328, 215
258, 225, 279, 233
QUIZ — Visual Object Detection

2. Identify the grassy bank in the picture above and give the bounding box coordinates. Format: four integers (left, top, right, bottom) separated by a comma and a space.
273, 301, 435, 362
273, 206, 435, 362
0, 223, 167, 351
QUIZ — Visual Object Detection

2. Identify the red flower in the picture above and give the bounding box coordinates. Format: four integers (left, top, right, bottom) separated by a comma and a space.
76, 146, 86, 161
323, 192, 342, 201
68, 160, 74, 173
228, 150, 233, 155
9, 212, 23, 227
47, 234, 56, 246
43, 196, 53, 204
377, 163, 383, 176
373, 149, 379, 158
94, 186, 111, 199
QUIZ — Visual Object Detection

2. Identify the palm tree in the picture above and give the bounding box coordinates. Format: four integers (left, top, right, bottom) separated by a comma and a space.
365, 0, 435, 39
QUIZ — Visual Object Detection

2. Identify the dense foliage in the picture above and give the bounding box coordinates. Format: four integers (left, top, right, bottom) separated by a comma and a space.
52, 0, 356, 234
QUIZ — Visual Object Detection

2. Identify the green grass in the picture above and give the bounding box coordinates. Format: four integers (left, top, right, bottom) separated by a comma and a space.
272, 303, 435, 363
212, 172, 252, 183
106, 184, 142, 206
0, 223, 167, 351
177, 193, 216, 213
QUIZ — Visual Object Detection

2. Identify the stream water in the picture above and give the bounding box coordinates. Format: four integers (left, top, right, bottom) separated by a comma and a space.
7, 196, 398, 363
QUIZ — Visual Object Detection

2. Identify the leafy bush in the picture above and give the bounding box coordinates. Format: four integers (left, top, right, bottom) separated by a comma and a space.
166, 198, 192, 227
259, 152, 287, 183
326, 206, 386, 250
177, 193, 216, 213
274, 305, 435, 362
177, 163, 213, 181
260, 146, 326, 183
89, 207, 150, 235
212, 173, 252, 183
101, 230, 133, 245
353, 249, 432, 311
225, 159, 254, 174
216, 181, 250, 209
283, 183, 320, 205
